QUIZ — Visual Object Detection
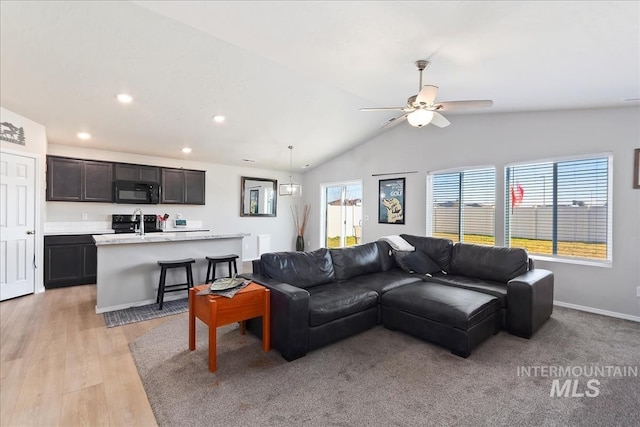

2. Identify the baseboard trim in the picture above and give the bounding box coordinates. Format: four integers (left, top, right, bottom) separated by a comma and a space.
95, 293, 184, 314
554, 300, 640, 323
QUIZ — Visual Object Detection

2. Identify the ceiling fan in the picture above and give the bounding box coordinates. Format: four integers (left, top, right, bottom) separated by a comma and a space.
360, 60, 493, 129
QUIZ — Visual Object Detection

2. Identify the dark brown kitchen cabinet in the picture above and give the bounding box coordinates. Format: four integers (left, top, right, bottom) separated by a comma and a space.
114, 163, 160, 183
184, 170, 206, 204
83, 160, 113, 201
161, 168, 205, 205
44, 234, 97, 288
46, 156, 113, 202
160, 168, 184, 203
46, 156, 82, 201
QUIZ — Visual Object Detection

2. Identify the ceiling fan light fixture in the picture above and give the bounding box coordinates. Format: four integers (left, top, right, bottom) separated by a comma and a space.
407, 109, 434, 127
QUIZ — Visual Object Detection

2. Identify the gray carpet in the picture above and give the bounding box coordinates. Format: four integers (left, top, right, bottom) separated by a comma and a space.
129, 307, 640, 426
104, 298, 188, 328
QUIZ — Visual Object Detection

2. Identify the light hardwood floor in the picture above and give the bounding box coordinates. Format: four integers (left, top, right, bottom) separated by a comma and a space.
0, 284, 177, 426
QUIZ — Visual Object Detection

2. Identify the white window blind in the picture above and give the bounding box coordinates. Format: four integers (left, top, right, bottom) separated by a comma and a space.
431, 168, 495, 245
505, 156, 610, 260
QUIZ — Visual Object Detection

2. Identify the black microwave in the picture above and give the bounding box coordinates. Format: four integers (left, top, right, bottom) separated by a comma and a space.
113, 181, 160, 204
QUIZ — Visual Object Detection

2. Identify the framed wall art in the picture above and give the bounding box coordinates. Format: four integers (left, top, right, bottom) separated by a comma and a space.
634, 148, 640, 189
378, 178, 405, 224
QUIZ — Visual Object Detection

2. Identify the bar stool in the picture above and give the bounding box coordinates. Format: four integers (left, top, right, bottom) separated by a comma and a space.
156, 258, 195, 310
205, 254, 239, 283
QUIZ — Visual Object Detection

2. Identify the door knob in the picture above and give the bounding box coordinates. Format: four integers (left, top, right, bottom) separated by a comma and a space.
26, 230, 35, 235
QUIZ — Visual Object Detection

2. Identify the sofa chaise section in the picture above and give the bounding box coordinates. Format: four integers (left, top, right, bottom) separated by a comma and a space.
400, 234, 554, 338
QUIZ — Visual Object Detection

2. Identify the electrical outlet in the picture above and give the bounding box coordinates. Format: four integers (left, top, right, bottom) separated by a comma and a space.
364, 215, 369, 221
81, 213, 88, 221
637, 287, 640, 297
244, 243, 249, 250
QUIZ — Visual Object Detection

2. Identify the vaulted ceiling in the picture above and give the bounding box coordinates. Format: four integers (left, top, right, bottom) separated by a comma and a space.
1, 1, 638, 171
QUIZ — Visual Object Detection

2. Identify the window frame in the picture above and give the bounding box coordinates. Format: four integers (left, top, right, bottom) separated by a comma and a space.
504, 152, 613, 266
427, 165, 497, 245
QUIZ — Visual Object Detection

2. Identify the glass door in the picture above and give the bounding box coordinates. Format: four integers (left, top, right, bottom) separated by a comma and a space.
323, 182, 362, 248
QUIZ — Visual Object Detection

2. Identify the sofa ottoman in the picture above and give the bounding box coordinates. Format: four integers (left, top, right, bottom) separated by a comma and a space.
381, 282, 502, 357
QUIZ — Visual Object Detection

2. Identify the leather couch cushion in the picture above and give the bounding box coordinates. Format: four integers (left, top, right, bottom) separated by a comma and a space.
308, 284, 378, 327
400, 235, 453, 272
261, 248, 335, 289
331, 242, 382, 281
449, 243, 528, 283
375, 241, 397, 272
381, 282, 500, 330
428, 274, 507, 308
343, 270, 424, 296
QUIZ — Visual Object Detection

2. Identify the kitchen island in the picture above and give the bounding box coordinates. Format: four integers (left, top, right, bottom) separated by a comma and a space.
93, 231, 249, 313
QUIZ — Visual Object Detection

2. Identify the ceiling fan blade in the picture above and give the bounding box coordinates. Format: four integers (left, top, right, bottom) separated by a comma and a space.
415, 85, 438, 106
437, 100, 493, 111
380, 113, 408, 130
359, 106, 407, 112
430, 112, 451, 128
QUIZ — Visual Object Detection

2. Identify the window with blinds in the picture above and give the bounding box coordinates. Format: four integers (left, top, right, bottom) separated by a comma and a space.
505, 156, 610, 261
431, 168, 495, 245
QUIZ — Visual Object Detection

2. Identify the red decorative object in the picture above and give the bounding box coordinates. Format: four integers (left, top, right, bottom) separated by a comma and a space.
511, 184, 524, 208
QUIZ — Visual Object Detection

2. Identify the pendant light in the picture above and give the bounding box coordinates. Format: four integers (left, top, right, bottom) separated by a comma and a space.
279, 145, 302, 196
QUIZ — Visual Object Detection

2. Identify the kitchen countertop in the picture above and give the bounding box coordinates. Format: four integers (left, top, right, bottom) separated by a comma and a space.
161, 228, 209, 233
44, 229, 115, 236
92, 231, 249, 246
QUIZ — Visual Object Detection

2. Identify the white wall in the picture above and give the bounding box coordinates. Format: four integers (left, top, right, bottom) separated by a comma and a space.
0, 107, 48, 292
301, 107, 640, 319
47, 144, 301, 260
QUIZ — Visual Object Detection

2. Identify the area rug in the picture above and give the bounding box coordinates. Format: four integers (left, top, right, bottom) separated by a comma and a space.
130, 307, 640, 426
104, 298, 188, 328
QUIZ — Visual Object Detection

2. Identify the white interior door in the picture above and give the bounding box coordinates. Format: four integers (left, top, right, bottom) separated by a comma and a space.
0, 151, 36, 301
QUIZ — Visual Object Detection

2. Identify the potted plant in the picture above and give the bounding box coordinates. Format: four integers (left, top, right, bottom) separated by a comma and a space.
291, 204, 310, 251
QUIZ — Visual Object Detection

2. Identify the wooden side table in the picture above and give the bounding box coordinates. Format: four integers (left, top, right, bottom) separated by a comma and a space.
189, 282, 270, 372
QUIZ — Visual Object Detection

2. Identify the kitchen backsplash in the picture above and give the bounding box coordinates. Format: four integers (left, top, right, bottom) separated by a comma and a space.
44, 219, 205, 235
44, 221, 112, 234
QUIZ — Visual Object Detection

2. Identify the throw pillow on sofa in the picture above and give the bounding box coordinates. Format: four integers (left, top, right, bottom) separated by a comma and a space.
394, 249, 441, 275
393, 250, 413, 272
403, 250, 442, 275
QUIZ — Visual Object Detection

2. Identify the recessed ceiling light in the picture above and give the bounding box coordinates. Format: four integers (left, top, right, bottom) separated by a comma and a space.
77, 132, 91, 140
182, 147, 192, 154
116, 93, 133, 103
213, 115, 225, 123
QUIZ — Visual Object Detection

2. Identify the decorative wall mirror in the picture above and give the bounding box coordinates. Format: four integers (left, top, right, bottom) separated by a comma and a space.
240, 177, 277, 217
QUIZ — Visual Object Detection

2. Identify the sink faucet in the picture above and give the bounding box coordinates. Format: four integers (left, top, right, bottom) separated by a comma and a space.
132, 208, 144, 236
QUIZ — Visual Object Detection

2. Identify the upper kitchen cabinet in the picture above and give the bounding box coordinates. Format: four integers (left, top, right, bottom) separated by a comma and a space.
114, 163, 160, 183
161, 168, 206, 205
47, 156, 113, 202
184, 170, 206, 204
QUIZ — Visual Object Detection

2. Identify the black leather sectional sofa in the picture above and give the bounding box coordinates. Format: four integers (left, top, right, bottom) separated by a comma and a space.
243, 235, 554, 361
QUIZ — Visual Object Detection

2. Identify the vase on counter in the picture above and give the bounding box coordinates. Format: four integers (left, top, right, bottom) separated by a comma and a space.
296, 235, 304, 251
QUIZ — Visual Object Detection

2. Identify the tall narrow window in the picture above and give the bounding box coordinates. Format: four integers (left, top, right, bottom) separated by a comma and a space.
505, 156, 610, 261
430, 168, 495, 245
